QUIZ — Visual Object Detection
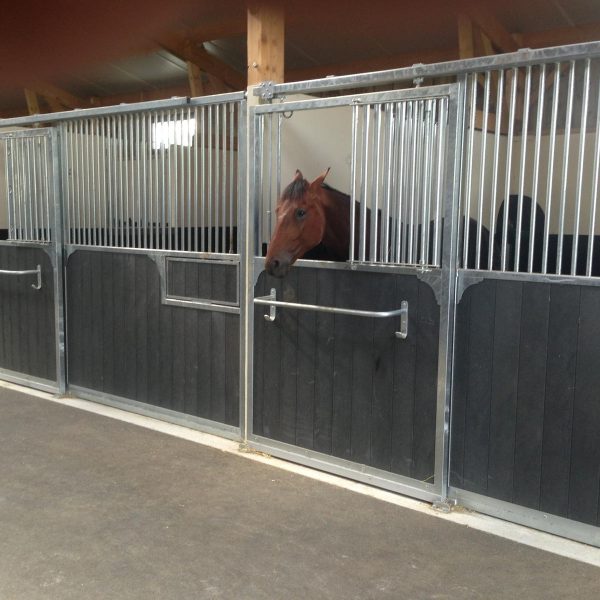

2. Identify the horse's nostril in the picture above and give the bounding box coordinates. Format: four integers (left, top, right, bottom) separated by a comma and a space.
271, 259, 280, 269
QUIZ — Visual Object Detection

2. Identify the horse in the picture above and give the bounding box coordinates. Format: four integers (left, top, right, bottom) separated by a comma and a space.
265, 169, 355, 278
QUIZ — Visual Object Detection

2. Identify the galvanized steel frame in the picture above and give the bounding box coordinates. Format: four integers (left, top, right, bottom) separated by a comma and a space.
244, 83, 461, 503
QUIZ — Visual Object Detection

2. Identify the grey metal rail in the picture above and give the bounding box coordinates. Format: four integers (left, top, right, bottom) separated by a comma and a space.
255, 288, 408, 339
0, 264, 42, 289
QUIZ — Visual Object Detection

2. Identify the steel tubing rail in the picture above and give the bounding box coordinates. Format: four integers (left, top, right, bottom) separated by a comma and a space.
0, 264, 42, 289
255, 288, 408, 338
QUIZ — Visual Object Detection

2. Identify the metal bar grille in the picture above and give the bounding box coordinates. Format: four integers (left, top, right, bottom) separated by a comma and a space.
351, 96, 448, 266
1, 131, 53, 242
461, 57, 600, 277
60, 100, 243, 253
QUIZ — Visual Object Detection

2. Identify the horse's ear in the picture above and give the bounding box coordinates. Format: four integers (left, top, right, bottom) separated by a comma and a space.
309, 167, 330, 192
294, 169, 304, 181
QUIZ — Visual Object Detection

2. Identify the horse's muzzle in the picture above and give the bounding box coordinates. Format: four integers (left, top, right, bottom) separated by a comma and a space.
265, 253, 292, 278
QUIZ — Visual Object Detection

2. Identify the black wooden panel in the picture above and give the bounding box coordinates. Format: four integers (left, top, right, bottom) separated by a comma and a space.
0, 246, 55, 381
452, 278, 600, 528
513, 284, 550, 510
67, 250, 239, 426
461, 279, 496, 494
539, 285, 579, 518
569, 287, 600, 526
253, 267, 439, 480
168, 259, 238, 305
487, 281, 522, 502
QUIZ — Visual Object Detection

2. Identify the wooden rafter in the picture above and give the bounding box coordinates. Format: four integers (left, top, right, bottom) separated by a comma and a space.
187, 60, 204, 96
457, 14, 475, 59
24, 89, 41, 115
286, 48, 457, 82
29, 83, 84, 110
157, 32, 244, 90
459, 1, 519, 54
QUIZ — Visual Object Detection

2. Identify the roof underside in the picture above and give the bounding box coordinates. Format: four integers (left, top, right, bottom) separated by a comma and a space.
1, 0, 599, 117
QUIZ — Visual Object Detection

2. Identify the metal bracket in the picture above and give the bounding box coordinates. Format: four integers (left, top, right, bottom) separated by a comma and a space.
263, 288, 277, 322
416, 269, 443, 306
456, 272, 485, 304
257, 81, 275, 101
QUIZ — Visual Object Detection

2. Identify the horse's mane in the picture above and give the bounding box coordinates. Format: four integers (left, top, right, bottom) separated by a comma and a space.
320, 182, 350, 200
282, 177, 308, 200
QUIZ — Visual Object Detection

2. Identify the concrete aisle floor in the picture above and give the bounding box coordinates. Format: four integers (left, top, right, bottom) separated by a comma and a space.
0, 387, 598, 600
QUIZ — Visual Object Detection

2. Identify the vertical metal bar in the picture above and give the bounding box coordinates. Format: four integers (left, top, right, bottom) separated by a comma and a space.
109, 116, 115, 247
257, 114, 264, 254
208, 104, 213, 252
43, 136, 51, 241
5, 138, 14, 240
177, 107, 183, 251
501, 68, 518, 271
408, 101, 420, 264
528, 64, 546, 273
194, 106, 199, 253
382, 102, 394, 263
135, 111, 141, 249
32, 137, 40, 240
186, 106, 192, 252
213, 104, 221, 252
370, 103, 382, 262
475, 72, 491, 269
557, 60, 575, 275
85, 119, 91, 245
412, 100, 425, 264
166, 111, 173, 250
25, 137, 32, 240
515, 66, 532, 271
141, 112, 147, 249
349, 104, 359, 262
587, 71, 600, 277
421, 99, 434, 265
359, 104, 370, 262
51, 128, 67, 394
463, 73, 477, 268
435, 97, 448, 267
396, 102, 407, 263
266, 112, 272, 247
222, 103, 227, 254
91, 118, 97, 245
128, 113, 135, 248
68, 123, 75, 245
229, 102, 235, 253
542, 63, 561, 274
201, 106, 206, 252
572, 58, 591, 275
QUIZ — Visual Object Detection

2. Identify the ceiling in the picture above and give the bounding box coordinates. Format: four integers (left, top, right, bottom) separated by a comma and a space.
1, 0, 599, 118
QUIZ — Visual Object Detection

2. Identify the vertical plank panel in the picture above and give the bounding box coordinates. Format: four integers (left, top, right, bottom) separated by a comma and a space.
210, 264, 227, 423
540, 285, 579, 518
513, 283, 550, 509
134, 255, 149, 404
313, 268, 336, 455
411, 281, 439, 481
101, 251, 115, 393
569, 287, 600, 525
278, 270, 299, 444
349, 272, 374, 465
183, 261, 199, 416
224, 313, 240, 427
487, 281, 522, 501
196, 263, 213, 418
295, 268, 318, 449
145, 255, 161, 407
123, 253, 137, 400
449, 287, 471, 488
170, 268, 186, 413
369, 274, 397, 472
391, 276, 419, 477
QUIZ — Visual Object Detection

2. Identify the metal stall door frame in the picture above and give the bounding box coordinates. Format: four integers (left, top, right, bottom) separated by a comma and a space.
0, 127, 65, 394
242, 84, 463, 503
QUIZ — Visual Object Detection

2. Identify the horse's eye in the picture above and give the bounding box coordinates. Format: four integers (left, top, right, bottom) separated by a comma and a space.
296, 209, 307, 219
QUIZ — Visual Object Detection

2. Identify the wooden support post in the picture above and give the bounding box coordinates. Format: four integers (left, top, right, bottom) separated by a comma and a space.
187, 60, 204, 97
457, 14, 475, 59
247, 2, 284, 86
24, 89, 41, 115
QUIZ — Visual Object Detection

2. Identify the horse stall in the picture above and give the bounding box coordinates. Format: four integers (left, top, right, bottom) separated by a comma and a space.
0, 93, 246, 437
0, 41, 599, 547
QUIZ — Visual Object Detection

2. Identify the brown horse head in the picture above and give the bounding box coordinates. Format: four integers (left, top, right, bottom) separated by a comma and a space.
265, 168, 330, 278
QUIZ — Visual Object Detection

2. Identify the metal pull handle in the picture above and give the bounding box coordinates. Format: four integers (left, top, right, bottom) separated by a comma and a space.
0, 264, 42, 290
255, 288, 408, 339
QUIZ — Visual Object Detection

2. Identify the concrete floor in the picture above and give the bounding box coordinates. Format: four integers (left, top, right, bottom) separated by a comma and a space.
0, 387, 598, 599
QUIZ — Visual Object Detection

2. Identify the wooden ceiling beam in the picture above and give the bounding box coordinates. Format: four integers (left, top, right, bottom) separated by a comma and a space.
457, 14, 475, 59
247, 2, 285, 86
459, 1, 519, 53
24, 89, 41, 115
286, 48, 457, 82
28, 82, 84, 110
156, 32, 244, 90
521, 22, 600, 48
